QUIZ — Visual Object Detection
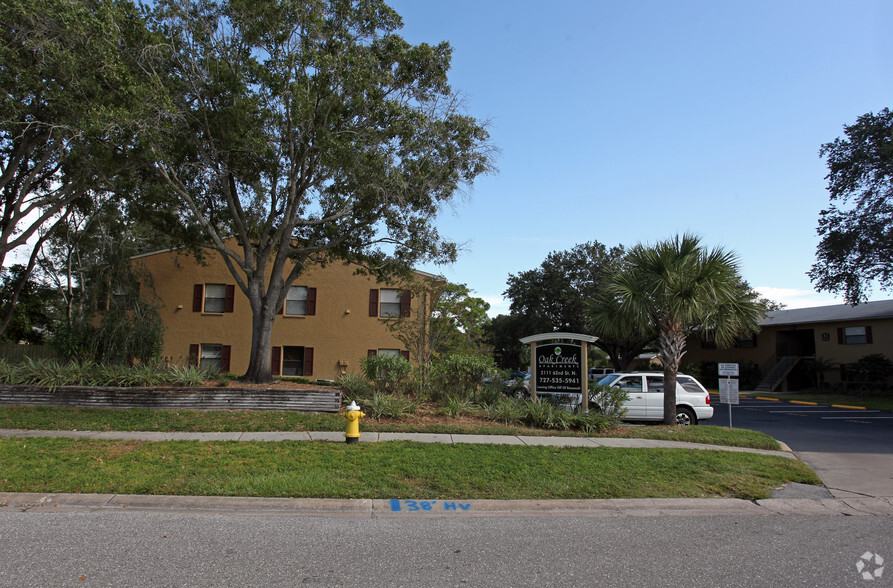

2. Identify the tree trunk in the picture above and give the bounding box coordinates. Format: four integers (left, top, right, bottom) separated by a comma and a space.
243, 292, 277, 383
659, 323, 686, 425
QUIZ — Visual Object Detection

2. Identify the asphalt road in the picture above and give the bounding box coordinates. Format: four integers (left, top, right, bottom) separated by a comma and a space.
710, 396, 893, 454
1, 509, 891, 587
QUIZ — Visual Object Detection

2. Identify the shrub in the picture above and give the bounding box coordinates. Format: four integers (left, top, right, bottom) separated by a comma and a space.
588, 384, 628, 420
338, 372, 374, 403
360, 354, 414, 396
363, 393, 420, 420
849, 354, 893, 388
441, 395, 475, 418
429, 354, 499, 402
484, 397, 525, 424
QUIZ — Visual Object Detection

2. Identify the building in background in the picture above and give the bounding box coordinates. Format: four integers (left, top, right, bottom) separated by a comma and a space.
132, 246, 433, 381
684, 300, 893, 391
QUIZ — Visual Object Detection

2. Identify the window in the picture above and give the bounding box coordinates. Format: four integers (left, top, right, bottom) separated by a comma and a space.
282, 286, 316, 316
193, 284, 235, 313
110, 286, 128, 311
367, 349, 410, 360
646, 376, 664, 393
380, 289, 402, 318
735, 334, 757, 348
614, 376, 643, 393
838, 326, 873, 345
189, 343, 231, 372
271, 346, 314, 377
369, 289, 411, 318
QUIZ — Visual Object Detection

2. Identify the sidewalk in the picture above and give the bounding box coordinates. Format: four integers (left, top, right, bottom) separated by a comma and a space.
0, 428, 794, 458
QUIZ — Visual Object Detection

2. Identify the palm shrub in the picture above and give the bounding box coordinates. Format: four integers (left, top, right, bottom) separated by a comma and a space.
338, 372, 374, 404
363, 392, 420, 420
849, 354, 893, 390
441, 394, 475, 418
360, 354, 414, 396
484, 397, 526, 424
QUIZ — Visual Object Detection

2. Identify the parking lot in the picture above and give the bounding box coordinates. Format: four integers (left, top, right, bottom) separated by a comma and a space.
709, 394, 893, 497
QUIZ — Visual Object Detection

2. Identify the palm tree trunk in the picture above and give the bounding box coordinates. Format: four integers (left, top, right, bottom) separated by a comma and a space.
658, 321, 686, 425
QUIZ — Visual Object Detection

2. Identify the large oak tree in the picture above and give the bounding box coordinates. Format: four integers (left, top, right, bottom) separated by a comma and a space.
810, 108, 893, 303
141, 0, 492, 382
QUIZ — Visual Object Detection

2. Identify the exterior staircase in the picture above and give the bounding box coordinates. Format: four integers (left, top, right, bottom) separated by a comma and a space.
755, 356, 802, 392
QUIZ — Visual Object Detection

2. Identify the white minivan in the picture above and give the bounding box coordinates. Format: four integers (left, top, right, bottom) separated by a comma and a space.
595, 372, 713, 425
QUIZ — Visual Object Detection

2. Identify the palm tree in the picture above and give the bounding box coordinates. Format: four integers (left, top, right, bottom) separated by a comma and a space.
589, 234, 765, 424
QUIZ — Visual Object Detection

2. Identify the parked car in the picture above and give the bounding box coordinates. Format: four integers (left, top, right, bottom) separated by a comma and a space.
588, 367, 615, 380
593, 372, 713, 425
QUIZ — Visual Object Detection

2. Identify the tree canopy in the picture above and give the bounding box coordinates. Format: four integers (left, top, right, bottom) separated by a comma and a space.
137, 0, 493, 382
503, 241, 651, 370
589, 234, 764, 424
0, 0, 155, 340
809, 108, 893, 303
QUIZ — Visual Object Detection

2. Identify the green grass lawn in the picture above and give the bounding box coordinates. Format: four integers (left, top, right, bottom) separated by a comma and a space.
0, 405, 782, 450
0, 437, 819, 501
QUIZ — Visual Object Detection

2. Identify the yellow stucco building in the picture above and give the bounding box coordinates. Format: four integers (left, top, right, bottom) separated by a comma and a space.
132, 246, 431, 381
683, 300, 893, 391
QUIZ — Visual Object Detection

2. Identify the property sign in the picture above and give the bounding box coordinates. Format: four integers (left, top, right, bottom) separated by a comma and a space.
535, 343, 583, 393
718, 363, 739, 377
719, 377, 740, 404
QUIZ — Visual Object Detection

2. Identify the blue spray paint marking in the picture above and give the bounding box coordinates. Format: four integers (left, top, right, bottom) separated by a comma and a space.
389, 499, 472, 512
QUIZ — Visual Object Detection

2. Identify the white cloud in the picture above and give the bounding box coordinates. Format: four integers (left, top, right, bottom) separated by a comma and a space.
755, 286, 843, 310
482, 295, 510, 317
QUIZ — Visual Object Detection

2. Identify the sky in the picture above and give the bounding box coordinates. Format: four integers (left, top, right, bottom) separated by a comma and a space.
386, 0, 893, 316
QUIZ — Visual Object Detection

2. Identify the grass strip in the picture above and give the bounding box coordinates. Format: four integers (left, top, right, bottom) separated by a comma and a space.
0, 438, 819, 501
747, 393, 893, 412
0, 406, 781, 450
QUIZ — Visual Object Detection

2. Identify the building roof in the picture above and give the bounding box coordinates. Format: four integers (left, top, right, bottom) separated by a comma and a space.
761, 299, 893, 327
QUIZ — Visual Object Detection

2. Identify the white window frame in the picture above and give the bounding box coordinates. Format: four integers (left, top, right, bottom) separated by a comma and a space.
200, 343, 223, 371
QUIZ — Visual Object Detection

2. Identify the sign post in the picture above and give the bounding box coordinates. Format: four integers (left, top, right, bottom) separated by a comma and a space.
718, 363, 739, 428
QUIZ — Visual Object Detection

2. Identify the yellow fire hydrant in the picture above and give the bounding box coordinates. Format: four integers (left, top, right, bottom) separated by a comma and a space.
342, 401, 366, 444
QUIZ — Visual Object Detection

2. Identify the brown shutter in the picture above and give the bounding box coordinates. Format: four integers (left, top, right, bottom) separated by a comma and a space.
221, 345, 231, 372
271, 346, 281, 375
224, 284, 235, 312
189, 344, 199, 367
369, 289, 379, 316
303, 347, 314, 377
400, 350, 410, 360
866, 326, 873, 344
193, 285, 203, 312
401, 290, 412, 317
368, 349, 377, 357
307, 287, 317, 316
837, 328, 844, 344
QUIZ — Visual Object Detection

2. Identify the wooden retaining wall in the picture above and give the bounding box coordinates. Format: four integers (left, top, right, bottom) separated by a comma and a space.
0, 385, 342, 413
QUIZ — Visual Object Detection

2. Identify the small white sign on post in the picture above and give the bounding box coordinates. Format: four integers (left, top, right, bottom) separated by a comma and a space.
718, 363, 739, 377
719, 377, 739, 405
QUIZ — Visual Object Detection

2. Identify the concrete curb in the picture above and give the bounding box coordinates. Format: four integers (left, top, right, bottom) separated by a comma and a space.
2, 492, 891, 517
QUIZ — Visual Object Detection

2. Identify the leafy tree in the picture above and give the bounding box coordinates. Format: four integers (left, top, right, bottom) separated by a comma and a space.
504, 241, 651, 370
42, 199, 167, 363
809, 108, 893, 303
589, 234, 764, 424
140, 0, 492, 382
0, 265, 59, 344
0, 0, 154, 337
483, 313, 535, 370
